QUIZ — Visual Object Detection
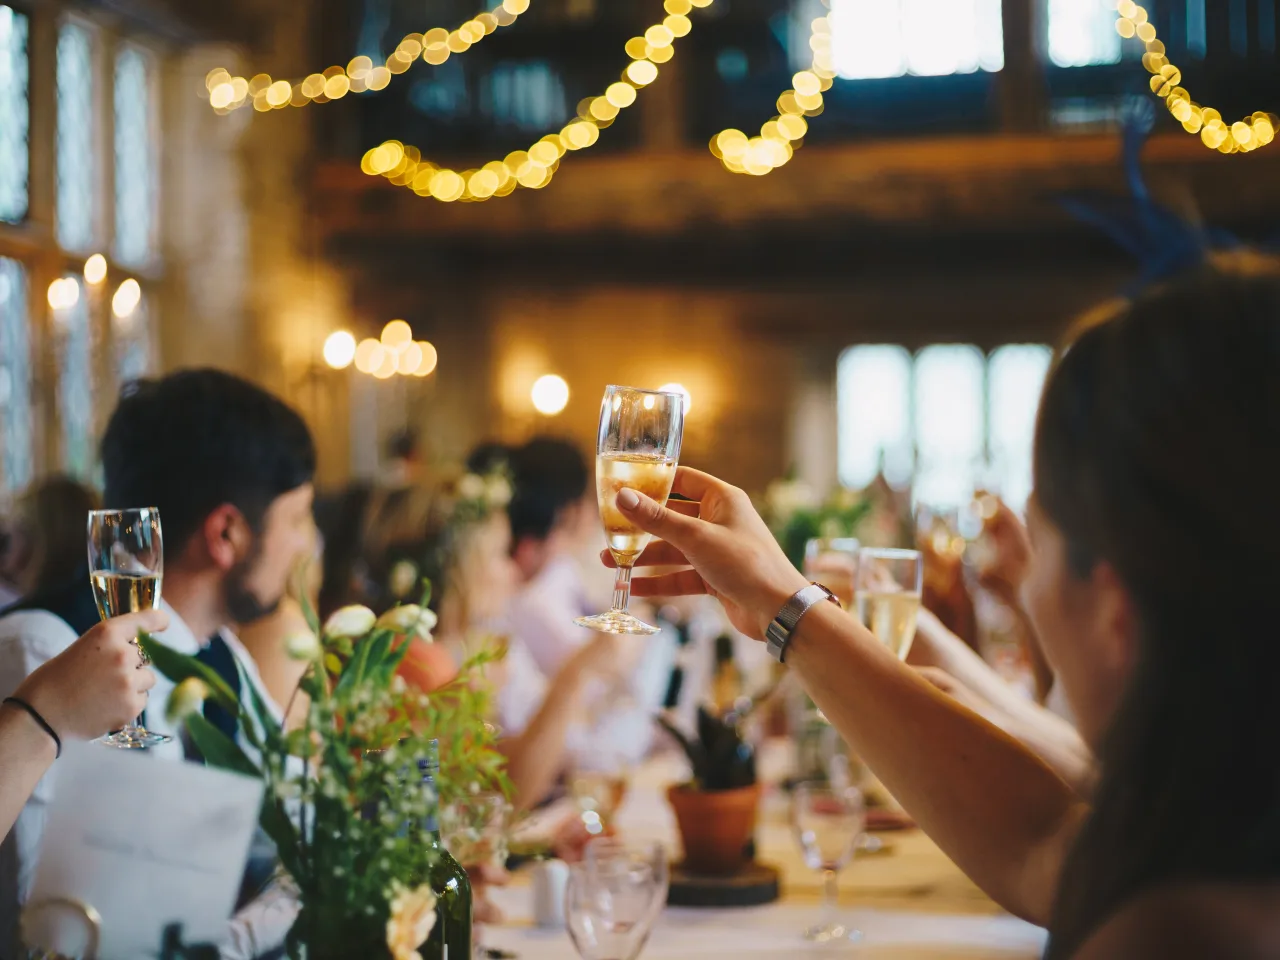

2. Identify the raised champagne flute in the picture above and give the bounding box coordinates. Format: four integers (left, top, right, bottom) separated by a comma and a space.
87, 507, 169, 748
576, 385, 684, 636
854, 547, 923, 661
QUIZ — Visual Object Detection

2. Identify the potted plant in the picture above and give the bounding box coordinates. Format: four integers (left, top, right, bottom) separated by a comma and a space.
139, 585, 509, 960
658, 706, 759, 876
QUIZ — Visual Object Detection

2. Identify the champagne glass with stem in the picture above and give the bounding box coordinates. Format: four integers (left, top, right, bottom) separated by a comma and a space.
792, 781, 866, 943
854, 547, 923, 661
87, 507, 169, 748
576, 386, 684, 636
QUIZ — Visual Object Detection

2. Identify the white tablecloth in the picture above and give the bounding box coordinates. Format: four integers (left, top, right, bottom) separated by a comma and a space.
487, 743, 1048, 959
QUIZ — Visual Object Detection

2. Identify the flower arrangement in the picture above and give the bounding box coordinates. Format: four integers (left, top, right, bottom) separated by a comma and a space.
139, 582, 509, 960
761, 477, 873, 572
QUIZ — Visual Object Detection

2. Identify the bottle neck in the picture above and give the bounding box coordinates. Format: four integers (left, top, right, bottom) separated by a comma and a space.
417, 754, 442, 842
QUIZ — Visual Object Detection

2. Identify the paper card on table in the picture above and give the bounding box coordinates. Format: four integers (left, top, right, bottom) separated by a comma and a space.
24, 740, 263, 959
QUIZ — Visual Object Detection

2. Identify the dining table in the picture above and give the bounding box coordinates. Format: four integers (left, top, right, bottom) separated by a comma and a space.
484, 739, 1048, 959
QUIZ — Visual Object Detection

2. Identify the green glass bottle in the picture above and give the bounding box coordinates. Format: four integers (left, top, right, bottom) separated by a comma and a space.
415, 740, 473, 960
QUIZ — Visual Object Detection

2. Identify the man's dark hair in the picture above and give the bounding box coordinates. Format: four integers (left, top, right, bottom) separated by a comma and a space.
101, 368, 316, 552
507, 437, 588, 545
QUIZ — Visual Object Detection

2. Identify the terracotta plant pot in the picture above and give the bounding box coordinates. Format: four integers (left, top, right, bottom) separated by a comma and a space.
666, 782, 761, 876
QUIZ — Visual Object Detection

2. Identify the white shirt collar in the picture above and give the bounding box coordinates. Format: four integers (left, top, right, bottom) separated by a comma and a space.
155, 600, 205, 656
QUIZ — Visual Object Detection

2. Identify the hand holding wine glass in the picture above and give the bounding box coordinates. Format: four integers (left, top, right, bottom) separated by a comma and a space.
87, 507, 168, 748
576, 386, 684, 636
13, 609, 166, 742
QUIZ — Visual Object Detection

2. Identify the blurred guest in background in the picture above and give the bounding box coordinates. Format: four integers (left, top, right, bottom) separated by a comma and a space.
0, 477, 100, 604
0, 369, 317, 957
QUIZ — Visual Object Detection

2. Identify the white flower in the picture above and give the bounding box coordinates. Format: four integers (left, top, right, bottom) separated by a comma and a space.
386, 881, 438, 960
484, 475, 512, 508
165, 677, 209, 725
284, 630, 321, 661
323, 605, 377, 639
457, 473, 486, 501
765, 478, 818, 520
375, 604, 438, 641
389, 559, 419, 599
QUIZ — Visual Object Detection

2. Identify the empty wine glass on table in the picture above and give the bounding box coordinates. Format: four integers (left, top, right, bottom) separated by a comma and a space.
792, 781, 867, 943
855, 547, 923, 661
576, 385, 684, 636
566, 851, 664, 960
86, 507, 168, 748
585, 837, 669, 923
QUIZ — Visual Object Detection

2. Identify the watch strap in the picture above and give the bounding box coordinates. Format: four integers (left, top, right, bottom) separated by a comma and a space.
765, 582, 840, 663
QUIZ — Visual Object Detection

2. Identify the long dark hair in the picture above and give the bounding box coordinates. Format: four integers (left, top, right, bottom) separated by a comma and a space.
1038, 266, 1280, 957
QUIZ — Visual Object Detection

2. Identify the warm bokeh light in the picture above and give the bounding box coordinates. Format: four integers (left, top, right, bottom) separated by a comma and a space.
396, 341, 424, 375
83, 254, 107, 285
323, 331, 357, 370
531, 374, 569, 415
413, 341, 438, 377
46, 277, 80, 311
658, 382, 692, 413
381, 319, 413, 349
354, 338, 384, 374
111, 278, 141, 318
373, 349, 398, 379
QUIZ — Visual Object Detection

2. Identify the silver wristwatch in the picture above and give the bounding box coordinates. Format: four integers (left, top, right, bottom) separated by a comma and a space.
765, 582, 840, 663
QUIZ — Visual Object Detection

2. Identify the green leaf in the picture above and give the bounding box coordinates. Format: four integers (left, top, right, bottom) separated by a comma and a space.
235, 658, 283, 743
139, 632, 239, 712
367, 636, 413, 690
186, 713, 261, 778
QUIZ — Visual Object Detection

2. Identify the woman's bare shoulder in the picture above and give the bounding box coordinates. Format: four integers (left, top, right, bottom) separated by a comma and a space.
1075, 882, 1280, 960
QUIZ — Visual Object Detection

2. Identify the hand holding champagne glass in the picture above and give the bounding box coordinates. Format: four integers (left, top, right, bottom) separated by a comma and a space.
87, 508, 169, 749
576, 386, 684, 636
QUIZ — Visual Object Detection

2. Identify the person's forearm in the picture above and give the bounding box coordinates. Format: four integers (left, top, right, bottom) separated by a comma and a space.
786, 600, 1086, 923
499, 665, 591, 813
0, 705, 57, 839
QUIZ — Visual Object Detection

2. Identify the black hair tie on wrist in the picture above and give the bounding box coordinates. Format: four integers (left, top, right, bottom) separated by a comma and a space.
3, 697, 61, 759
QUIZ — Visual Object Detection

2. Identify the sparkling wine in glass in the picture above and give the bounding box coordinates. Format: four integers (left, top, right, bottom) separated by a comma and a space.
854, 547, 923, 660
87, 507, 169, 749
576, 385, 684, 636
792, 781, 866, 943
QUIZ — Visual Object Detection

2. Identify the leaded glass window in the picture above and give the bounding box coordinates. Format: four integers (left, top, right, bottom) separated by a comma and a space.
55, 276, 94, 479
837, 345, 914, 488
57, 21, 96, 251
914, 345, 986, 508
988, 344, 1051, 510
114, 44, 155, 266
0, 5, 29, 224
113, 291, 153, 386
0, 258, 32, 496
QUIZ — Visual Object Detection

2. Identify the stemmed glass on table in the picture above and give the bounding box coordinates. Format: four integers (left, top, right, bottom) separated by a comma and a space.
576, 386, 684, 636
791, 781, 867, 943
566, 837, 668, 960
86, 508, 168, 749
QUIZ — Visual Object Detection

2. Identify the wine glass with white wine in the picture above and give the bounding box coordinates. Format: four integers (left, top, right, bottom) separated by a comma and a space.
854, 547, 923, 661
87, 507, 169, 748
576, 385, 684, 636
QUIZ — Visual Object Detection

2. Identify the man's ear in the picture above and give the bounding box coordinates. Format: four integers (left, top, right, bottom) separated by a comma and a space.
201, 504, 252, 573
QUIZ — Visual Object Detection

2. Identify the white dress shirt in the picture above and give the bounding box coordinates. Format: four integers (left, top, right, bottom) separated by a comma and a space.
504, 554, 598, 678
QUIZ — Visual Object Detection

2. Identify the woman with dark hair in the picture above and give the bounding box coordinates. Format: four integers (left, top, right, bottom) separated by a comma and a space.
609, 267, 1280, 957
10, 477, 100, 598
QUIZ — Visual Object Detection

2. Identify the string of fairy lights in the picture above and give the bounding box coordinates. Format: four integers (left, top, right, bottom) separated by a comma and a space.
359, 0, 712, 202
203, 0, 530, 114
212, 0, 1278, 195
709, 5, 830, 176
1115, 1, 1276, 154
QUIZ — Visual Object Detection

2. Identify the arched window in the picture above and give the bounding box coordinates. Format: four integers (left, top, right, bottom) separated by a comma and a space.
114, 43, 156, 267
55, 276, 94, 480
57, 20, 96, 251
837, 342, 1051, 511
914, 344, 986, 508
837, 345, 913, 489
